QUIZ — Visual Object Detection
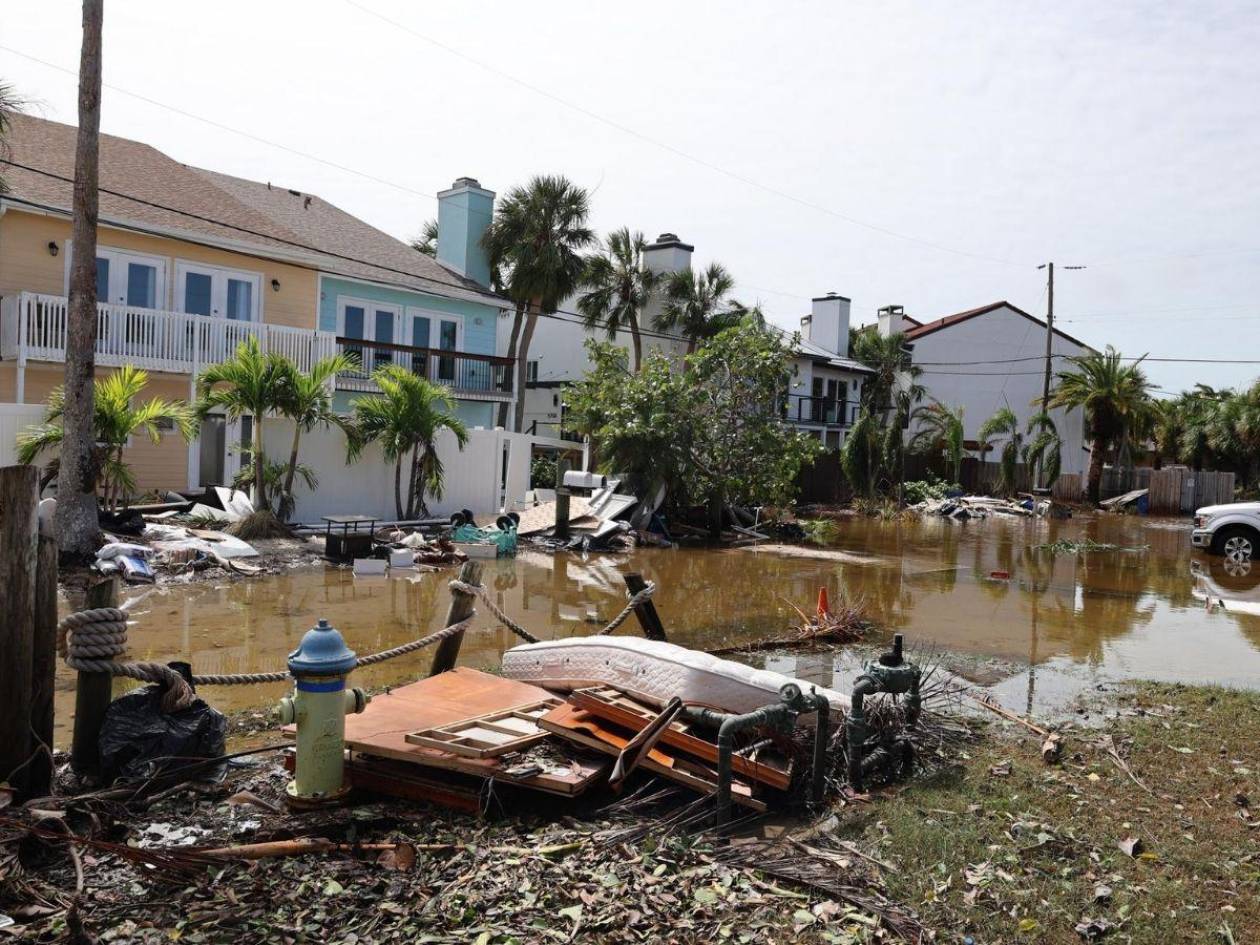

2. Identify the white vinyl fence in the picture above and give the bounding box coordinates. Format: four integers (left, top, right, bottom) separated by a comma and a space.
0, 404, 49, 467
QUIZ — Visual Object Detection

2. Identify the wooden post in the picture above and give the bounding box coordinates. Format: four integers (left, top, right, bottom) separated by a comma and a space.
29, 534, 59, 797
70, 575, 119, 778
0, 466, 39, 798
624, 572, 668, 642
553, 456, 571, 539
428, 560, 483, 676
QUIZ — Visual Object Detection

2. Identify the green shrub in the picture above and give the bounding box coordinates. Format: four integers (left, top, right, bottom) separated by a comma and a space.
903, 474, 961, 505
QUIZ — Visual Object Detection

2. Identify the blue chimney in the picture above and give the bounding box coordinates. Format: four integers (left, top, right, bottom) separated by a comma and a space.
437, 177, 495, 287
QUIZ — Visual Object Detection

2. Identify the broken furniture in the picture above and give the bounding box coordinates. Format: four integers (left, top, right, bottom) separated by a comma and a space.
405, 698, 562, 758
322, 514, 379, 563
847, 633, 921, 793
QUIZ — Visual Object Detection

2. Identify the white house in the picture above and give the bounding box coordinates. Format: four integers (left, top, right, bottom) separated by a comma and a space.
880, 301, 1092, 477
509, 233, 871, 449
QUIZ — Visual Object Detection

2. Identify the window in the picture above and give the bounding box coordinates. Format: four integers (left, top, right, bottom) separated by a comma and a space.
175, 262, 262, 321
528, 361, 539, 383
68, 244, 167, 309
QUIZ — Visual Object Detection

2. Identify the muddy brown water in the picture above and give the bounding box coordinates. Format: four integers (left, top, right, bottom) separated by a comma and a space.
53, 512, 1260, 743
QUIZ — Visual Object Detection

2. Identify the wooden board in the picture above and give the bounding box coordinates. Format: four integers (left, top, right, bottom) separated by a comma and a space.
539, 702, 766, 812
405, 698, 561, 758
568, 687, 792, 790
341, 668, 607, 796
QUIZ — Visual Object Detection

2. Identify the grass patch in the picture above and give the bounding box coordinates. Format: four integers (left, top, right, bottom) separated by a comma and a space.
864, 683, 1260, 942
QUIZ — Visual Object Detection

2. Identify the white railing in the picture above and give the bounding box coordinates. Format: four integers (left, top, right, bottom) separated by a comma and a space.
1, 292, 337, 375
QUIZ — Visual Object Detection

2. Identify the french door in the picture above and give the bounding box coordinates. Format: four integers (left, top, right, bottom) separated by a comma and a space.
405, 308, 463, 384
176, 262, 261, 321
339, 299, 402, 375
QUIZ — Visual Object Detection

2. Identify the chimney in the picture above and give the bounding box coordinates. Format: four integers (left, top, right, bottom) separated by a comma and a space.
436, 176, 495, 287
877, 304, 908, 338
803, 292, 851, 357
641, 232, 695, 334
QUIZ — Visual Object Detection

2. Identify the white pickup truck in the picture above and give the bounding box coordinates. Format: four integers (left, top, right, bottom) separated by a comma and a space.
1192, 502, 1260, 560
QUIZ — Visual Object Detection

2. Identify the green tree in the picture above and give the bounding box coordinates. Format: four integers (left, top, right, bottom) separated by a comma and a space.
1023, 412, 1062, 489
196, 336, 292, 510
18, 366, 195, 510
909, 401, 966, 484
576, 227, 659, 372
656, 263, 742, 358
409, 218, 439, 256
1205, 381, 1260, 488
482, 175, 593, 431
273, 352, 358, 521
976, 406, 1023, 495
348, 365, 469, 519
851, 329, 924, 423
1048, 346, 1153, 503
0, 80, 26, 193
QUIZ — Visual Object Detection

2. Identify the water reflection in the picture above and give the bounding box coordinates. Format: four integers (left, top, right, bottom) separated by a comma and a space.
53, 513, 1260, 742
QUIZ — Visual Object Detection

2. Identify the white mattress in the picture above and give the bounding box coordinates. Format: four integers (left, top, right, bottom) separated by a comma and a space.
501, 636, 849, 716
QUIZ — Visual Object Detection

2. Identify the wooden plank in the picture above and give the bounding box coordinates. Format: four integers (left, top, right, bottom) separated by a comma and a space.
568, 687, 792, 790
405, 698, 561, 758
539, 702, 766, 812
341, 668, 607, 796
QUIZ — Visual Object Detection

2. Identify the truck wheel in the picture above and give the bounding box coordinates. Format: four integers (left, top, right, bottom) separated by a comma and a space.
1213, 525, 1258, 561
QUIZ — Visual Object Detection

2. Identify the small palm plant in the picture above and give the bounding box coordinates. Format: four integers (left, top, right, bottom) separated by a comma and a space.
410, 219, 439, 256
18, 365, 196, 509
1023, 412, 1062, 490
909, 401, 966, 484
577, 227, 658, 372
348, 365, 469, 519
977, 406, 1025, 496
273, 352, 357, 521
656, 263, 742, 358
196, 336, 292, 511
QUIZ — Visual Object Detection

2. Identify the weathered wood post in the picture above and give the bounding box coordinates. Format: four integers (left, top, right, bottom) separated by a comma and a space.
553, 456, 571, 539
428, 559, 483, 676
70, 575, 120, 777
30, 532, 59, 797
624, 572, 668, 641
0, 466, 39, 798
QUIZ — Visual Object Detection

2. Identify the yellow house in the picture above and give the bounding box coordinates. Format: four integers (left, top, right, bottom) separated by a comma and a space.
0, 114, 513, 497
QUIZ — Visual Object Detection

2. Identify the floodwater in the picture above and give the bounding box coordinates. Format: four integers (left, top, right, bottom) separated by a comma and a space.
54, 513, 1260, 742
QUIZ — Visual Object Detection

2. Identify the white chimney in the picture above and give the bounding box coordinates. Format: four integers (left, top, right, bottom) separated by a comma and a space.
877, 304, 908, 338
803, 293, 851, 357
641, 233, 694, 333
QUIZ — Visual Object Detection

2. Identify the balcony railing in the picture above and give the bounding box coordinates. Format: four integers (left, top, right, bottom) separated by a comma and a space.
784, 394, 856, 428
1, 292, 337, 375
334, 336, 514, 398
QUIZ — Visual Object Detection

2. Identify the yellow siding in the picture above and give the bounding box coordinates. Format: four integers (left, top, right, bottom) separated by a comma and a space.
10, 363, 193, 495
0, 209, 319, 329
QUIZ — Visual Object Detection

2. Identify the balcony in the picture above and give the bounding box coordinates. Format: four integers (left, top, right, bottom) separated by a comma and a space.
334, 336, 513, 400
1, 291, 337, 377
784, 394, 856, 428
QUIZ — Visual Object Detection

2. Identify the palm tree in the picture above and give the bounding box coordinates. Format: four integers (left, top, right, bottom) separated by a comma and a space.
1048, 346, 1153, 503
0, 81, 27, 193
977, 406, 1025, 495
909, 401, 965, 484
1023, 412, 1062, 490
18, 366, 195, 510
410, 219, 439, 256
348, 365, 469, 519
656, 263, 741, 358
1205, 381, 1260, 488
482, 175, 594, 431
273, 352, 357, 521
196, 336, 293, 509
851, 330, 924, 424
576, 228, 658, 372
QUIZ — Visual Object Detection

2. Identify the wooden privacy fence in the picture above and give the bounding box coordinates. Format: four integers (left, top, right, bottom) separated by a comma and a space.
1148, 467, 1236, 514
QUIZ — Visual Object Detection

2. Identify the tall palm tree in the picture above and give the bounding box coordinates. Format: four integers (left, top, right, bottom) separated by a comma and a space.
18, 366, 195, 510
196, 337, 293, 509
482, 175, 593, 431
348, 365, 469, 519
977, 406, 1024, 495
656, 263, 741, 358
1205, 381, 1260, 488
1048, 346, 1153, 503
273, 352, 358, 520
1023, 412, 1062, 490
576, 228, 658, 372
409, 219, 439, 256
851, 330, 924, 424
910, 401, 965, 484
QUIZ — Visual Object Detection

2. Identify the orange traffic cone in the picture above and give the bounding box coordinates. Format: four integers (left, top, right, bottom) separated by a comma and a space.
816, 586, 830, 619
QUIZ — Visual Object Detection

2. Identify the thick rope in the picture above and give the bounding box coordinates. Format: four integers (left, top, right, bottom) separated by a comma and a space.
596, 581, 657, 636
448, 577, 655, 641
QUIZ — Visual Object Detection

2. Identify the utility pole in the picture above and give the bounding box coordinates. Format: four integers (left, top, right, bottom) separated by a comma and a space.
1035, 262, 1084, 490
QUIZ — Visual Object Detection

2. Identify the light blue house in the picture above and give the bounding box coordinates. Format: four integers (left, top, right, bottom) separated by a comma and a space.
314, 177, 514, 428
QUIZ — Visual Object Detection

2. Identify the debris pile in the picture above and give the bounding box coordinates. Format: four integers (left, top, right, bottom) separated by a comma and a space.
911, 494, 1054, 520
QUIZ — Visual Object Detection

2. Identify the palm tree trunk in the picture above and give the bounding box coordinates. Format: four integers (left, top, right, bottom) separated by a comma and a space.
252, 416, 267, 511
393, 459, 404, 520
1086, 430, 1106, 505
512, 301, 540, 432
405, 446, 421, 520
282, 424, 302, 506
496, 300, 525, 428
629, 311, 643, 372
54, 0, 105, 558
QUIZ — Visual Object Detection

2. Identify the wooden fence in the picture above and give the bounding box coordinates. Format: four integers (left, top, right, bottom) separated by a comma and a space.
1147, 466, 1236, 514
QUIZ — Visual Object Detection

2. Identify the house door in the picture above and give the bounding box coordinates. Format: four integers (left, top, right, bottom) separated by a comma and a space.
176, 263, 261, 321
93, 248, 165, 309
339, 300, 401, 375
405, 309, 463, 384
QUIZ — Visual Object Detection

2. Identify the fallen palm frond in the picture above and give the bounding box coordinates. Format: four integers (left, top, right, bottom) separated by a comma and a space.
0, 815, 218, 879
706, 593, 869, 655
798, 517, 840, 546
226, 508, 293, 540
1033, 538, 1148, 555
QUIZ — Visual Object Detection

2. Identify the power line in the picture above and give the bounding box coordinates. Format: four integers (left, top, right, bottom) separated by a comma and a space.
337, 0, 1027, 269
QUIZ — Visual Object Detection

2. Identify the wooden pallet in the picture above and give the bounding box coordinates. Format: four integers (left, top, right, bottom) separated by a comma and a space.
568, 687, 793, 790
404, 698, 562, 758
539, 702, 766, 812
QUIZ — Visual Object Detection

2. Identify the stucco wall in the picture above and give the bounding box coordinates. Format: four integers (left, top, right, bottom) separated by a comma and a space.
0, 209, 319, 329
909, 305, 1090, 477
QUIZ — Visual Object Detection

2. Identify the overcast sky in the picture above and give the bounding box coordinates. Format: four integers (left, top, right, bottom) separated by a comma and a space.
3, 0, 1258, 392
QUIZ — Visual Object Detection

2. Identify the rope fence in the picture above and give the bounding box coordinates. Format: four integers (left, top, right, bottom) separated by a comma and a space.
58, 578, 656, 712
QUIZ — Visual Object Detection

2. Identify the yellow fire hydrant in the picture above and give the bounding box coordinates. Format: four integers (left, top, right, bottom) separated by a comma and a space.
276, 619, 369, 808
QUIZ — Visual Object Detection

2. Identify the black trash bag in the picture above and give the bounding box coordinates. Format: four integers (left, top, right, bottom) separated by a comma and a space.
98, 684, 227, 784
